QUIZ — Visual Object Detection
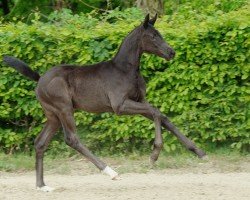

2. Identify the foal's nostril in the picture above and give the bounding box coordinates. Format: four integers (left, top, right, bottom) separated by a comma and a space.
169, 49, 175, 58
166, 48, 175, 59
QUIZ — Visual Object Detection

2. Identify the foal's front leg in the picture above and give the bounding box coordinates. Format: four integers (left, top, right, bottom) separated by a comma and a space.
115, 99, 206, 162
142, 114, 206, 158
114, 99, 164, 163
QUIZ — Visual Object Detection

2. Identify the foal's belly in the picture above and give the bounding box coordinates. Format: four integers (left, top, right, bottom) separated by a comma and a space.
72, 89, 112, 113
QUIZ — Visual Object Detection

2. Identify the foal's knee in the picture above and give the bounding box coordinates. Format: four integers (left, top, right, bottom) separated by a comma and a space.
64, 134, 79, 148
154, 141, 163, 150
151, 108, 161, 119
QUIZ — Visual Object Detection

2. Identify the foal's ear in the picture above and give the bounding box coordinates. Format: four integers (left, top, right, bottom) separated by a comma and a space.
143, 14, 150, 29
149, 14, 157, 26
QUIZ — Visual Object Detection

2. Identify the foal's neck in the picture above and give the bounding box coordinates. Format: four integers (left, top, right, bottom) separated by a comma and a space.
113, 27, 142, 72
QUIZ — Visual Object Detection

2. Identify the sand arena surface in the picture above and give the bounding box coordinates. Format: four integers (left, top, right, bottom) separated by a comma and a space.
1, 171, 250, 200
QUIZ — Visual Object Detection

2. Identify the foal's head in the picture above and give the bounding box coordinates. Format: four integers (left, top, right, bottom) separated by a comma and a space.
140, 14, 175, 61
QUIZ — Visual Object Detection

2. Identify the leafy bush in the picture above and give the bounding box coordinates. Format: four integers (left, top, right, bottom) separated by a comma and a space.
0, 4, 249, 154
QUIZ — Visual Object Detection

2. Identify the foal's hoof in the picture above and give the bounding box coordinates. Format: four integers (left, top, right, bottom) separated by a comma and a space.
36, 185, 55, 192
112, 174, 122, 180
102, 166, 119, 180
201, 155, 209, 160
149, 157, 157, 168
193, 148, 206, 159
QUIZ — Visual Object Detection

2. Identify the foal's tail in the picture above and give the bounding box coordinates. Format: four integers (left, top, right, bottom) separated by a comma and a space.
3, 56, 40, 82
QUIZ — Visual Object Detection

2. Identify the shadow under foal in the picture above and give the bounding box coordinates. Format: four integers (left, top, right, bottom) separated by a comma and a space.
4, 14, 206, 191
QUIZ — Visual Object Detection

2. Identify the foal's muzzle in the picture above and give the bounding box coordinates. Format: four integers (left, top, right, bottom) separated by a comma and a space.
162, 48, 175, 61
160, 43, 175, 61
167, 48, 175, 60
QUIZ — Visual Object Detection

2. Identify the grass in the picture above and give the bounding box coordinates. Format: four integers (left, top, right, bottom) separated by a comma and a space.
0, 153, 34, 172
0, 148, 249, 174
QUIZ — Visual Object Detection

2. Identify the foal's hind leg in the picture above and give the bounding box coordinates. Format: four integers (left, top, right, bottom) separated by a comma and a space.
34, 112, 60, 191
57, 107, 118, 179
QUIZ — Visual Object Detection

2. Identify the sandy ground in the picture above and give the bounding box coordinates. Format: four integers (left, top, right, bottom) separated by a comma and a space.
1, 170, 250, 200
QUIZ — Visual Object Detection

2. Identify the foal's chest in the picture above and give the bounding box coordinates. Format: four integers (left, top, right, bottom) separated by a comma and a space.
125, 73, 143, 101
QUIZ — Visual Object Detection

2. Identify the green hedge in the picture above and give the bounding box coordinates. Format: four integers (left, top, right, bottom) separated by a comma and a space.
0, 5, 249, 154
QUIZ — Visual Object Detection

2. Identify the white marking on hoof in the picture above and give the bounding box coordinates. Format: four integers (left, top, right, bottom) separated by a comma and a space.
36, 185, 55, 192
102, 166, 119, 180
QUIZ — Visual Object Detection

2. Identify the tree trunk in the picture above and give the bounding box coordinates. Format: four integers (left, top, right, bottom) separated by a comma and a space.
136, 0, 164, 16
1, 0, 10, 15
54, 0, 68, 10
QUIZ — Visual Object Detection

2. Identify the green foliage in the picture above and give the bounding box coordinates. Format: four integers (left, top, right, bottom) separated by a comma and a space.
6, 0, 54, 21
2, 0, 136, 21
165, 0, 248, 16
0, 3, 249, 154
